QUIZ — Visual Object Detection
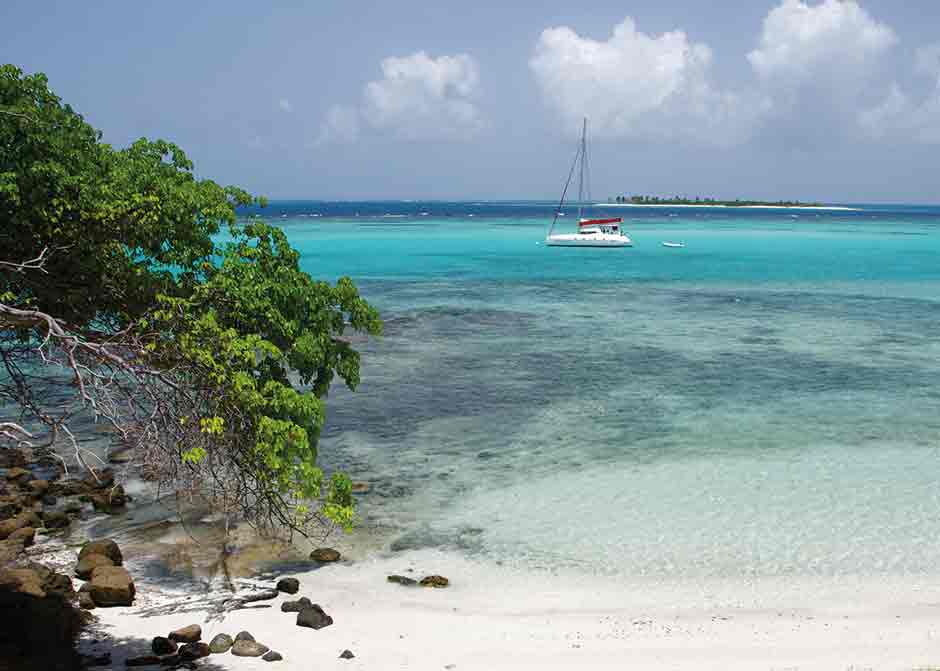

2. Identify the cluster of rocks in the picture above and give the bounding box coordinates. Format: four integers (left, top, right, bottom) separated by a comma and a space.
134, 571, 359, 667
1, 460, 131, 566
387, 573, 450, 588
74, 538, 135, 608
0, 558, 84, 669
0, 451, 135, 669
276, 574, 335, 631
126, 626, 284, 667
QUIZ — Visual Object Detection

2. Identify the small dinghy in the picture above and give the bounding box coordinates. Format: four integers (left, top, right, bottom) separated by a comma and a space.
662, 241, 685, 248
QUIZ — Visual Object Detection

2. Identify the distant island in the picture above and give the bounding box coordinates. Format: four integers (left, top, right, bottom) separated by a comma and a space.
608, 195, 826, 208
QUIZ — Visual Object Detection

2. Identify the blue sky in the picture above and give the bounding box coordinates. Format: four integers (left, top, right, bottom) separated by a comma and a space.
3, 1, 940, 202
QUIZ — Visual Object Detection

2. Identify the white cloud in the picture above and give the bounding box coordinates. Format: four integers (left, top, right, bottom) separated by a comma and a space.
278, 98, 292, 113
317, 51, 483, 144
859, 44, 940, 144
748, 0, 896, 92
363, 52, 482, 139
529, 17, 760, 144
527, 3, 940, 147
315, 105, 361, 145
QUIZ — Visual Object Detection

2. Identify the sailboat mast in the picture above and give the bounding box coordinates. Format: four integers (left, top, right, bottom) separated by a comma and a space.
577, 117, 586, 220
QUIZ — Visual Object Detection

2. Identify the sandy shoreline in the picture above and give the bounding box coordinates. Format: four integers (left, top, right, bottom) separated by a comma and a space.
79, 548, 940, 670
596, 203, 859, 211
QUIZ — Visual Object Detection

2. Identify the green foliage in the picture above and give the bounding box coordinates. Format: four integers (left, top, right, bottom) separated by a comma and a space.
1, 64, 381, 534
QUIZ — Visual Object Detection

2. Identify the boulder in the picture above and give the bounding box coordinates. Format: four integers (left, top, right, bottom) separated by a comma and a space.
26, 479, 49, 497
88, 565, 134, 606
350, 481, 370, 494
42, 510, 70, 530
208, 633, 233, 653
41, 494, 57, 506
339, 649, 355, 659
0, 511, 39, 540
151, 636, 177, 655
78, 538, 123, 565
126, 655, 161, 667
179, 642, 210, 661
262, 650, 283, 662
234, 631, 255, 642
0, 562, 83, 670
309, 547, 341, 563
231, 640, 269, 657
75, 553, 114, 579
275, 577, 299, 594
19, 562, 74, 599
5, 467, 31, 484
0, 518, 18, 541
63, 500, 83, 515
8, 526, 34, 547
387, 574, 417, 586
90, 485, 127, 514
420, 575, 449, 588
296, 604, 333, 630
16, 510, 41, 529
280, 596, 312, 612
168, 624, 202, 644
0, 568, 44, 598
0, 537, 27, 564
0, 494, 24, 519
158, 654, 180, 667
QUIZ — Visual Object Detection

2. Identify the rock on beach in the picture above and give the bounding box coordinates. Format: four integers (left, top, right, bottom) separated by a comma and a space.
168, 624, 202, 644
208, 633, 233, 653
276, 577, 299, 594
296, 604, 333, 630
309, 547, 341, 562
420, 575, 450, 588
87, 565, 134, 606
232, 639, 269, 657
280, 596, 312, 612
78, 538, 123, 565
152, 636, 177, 655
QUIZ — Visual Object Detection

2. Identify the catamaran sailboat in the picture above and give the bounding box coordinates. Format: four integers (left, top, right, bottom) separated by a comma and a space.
546, 118, 632, 248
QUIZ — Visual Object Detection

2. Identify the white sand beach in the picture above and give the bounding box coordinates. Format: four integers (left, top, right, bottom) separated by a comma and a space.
81, 548, 940, 671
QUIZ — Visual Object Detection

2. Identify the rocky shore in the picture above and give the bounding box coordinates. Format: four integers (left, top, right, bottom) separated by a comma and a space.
0, 443, 135, 669
0, 447, 454, 670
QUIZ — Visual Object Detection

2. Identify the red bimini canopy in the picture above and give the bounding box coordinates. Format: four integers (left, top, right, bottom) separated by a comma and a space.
579, 217, 622, 227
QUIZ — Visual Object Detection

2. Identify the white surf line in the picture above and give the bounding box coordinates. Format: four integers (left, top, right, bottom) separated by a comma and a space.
595, 203, 859, 211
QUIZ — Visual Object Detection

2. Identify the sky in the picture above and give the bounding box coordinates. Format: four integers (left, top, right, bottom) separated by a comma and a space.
3, 1, 940, 203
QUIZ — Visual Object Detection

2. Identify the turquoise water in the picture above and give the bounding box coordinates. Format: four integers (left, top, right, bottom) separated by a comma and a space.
279, 204, 940, 578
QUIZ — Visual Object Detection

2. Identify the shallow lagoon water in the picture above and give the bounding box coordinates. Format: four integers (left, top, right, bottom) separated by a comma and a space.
269, 203, 940, 580
264, 203, 940, 578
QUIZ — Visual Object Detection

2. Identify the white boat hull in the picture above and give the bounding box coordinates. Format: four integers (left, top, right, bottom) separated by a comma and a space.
546, 233, 633, 247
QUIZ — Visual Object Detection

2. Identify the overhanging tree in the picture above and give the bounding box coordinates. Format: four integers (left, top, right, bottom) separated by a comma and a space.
0, 64, 381, 536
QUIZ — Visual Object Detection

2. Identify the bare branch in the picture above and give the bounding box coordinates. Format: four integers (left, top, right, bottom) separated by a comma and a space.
0, 422, 34, 447
0, 246, 52, 273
